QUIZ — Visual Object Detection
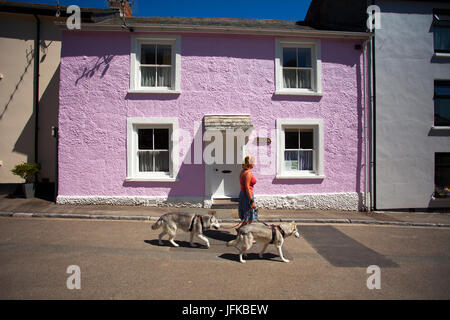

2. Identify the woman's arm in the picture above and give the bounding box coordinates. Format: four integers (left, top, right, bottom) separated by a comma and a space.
244, 172, 255, 208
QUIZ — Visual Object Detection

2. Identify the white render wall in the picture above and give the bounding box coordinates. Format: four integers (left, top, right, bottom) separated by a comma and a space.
375, 1, 450, 209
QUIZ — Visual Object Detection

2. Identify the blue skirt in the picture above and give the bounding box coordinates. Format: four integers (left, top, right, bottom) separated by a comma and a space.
238, 191, 258, 222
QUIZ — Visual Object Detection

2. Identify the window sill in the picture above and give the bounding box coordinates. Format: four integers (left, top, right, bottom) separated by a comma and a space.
433, 52, 450, 59
431, 126, 450, 131
128, 89, 181, 94
276, 173, 325, 180
125, 176, 178, 182
274, 90, 323, 97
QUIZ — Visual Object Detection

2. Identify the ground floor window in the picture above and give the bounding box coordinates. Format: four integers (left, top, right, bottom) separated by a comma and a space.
126, 117, 178, 182
435, 153, 450, 198
276, 119, 324, 179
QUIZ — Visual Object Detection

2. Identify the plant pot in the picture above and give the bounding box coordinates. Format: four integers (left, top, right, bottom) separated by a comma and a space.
22, 183, 35, 198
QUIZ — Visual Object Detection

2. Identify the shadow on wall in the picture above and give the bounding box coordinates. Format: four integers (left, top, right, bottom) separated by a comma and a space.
0, 45, 34, 120
75, 55, 114, 86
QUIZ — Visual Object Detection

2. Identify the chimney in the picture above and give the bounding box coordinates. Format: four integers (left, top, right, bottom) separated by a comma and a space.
108, 0, 132, 17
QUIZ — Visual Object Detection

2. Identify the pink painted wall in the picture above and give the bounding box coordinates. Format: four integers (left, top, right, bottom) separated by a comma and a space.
58, 31, 365, 197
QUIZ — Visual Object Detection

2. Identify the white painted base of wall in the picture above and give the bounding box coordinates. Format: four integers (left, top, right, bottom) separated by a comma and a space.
57, 192, 363, 211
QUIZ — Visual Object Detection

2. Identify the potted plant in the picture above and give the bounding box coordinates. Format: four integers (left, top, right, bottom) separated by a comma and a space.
11, 163, 40, 198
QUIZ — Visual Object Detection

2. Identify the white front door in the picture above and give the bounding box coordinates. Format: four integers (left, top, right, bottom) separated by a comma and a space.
205, 130, 248, 199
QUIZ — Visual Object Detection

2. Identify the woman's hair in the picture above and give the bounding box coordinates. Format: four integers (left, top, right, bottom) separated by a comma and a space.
242, 156, 255, 170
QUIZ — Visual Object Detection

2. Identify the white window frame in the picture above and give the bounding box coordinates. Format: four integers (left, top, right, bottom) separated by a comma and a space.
275, 38, 322, 96
276, 119, 325, 179
126, 117, 179, 182
129, 35, 181, 94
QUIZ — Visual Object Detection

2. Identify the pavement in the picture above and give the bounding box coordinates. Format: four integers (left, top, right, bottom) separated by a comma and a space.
1, 195, 450, 227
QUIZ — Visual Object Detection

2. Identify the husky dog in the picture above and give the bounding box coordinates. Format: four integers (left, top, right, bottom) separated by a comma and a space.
227, 222, 300, 263
151, 212, 220, 248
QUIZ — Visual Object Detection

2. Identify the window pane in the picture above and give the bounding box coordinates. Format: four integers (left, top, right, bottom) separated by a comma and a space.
141, 67, 156, 87
138, 129, 153, 150
435, 153, 450, 198
138, 151, 153, 172
157, 45, 172, 65
300, 131, 314, 149
298, 48, 312, 68
284, 151, 299, 171
154, 129, 169, 150
285, 131, 299, 149
435, 98, 450, 126
283, 47, 297, 67
435, 81, 450, 96
299, 151, 313, 170
141, 44, 156, 64
154, 151, 169, 172
283, 69, 297, 88
298, 69, 312, 89
434, 26, 450, 52
157, 67, 171, 87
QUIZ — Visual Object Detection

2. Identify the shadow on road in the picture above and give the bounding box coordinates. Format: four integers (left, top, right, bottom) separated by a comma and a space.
144, 239, 209, 249
300, 225, 399, 268
219, 252, 283, 263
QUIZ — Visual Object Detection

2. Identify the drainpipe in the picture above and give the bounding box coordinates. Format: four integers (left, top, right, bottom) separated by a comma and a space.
363, 39, 369, 211
370, 0, 377, 211
33, 14, 40, 174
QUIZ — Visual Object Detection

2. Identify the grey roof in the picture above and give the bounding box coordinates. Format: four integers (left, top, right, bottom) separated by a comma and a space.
0, 1, 120, 21
94, 16, 314, 31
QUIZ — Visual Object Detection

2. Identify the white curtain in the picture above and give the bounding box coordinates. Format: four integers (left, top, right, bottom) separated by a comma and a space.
299, 151, 313, 170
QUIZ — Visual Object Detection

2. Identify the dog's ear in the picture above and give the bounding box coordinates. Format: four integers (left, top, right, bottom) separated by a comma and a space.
208, 210, 216, 216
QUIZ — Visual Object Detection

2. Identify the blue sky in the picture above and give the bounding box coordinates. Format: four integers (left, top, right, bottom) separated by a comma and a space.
12, 0, 312, 20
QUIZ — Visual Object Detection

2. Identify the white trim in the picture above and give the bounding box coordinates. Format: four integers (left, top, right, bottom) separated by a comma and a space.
431, 126, 450, 131
274, 38, 322, 96
126, 117, 179, 182
129, 35, 181, 93
276, 119, 324, 179
433, 52, 450, 59
56, 192, 362, 211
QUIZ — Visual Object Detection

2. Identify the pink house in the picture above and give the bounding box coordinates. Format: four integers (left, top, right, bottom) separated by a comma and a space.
57, 17, 371, 211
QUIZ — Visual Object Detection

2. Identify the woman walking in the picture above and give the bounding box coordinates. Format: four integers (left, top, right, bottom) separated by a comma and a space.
238, 155, 258, 227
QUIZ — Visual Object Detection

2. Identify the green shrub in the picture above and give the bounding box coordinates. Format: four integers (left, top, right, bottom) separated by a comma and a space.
11, 163, 40, 183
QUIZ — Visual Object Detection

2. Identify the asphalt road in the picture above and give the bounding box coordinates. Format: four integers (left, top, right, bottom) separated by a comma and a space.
0, 217, 449, 300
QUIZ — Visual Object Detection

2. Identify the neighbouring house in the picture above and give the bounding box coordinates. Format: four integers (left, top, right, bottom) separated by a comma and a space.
0, 1, 120, 199
56, 9, 371, 210
307, 0, 450, 210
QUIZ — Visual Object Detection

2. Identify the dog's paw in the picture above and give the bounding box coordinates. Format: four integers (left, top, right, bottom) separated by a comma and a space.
169, 241, 179, 247
282, 259, 290, 263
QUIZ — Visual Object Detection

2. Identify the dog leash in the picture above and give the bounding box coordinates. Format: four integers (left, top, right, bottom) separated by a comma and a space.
220, 209, 252, 230
220, 208, 270, 229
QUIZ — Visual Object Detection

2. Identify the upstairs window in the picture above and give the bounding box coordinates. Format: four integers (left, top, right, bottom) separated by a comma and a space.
275, 39, 322, 96
282, 47, 313, 89
433, 9, 450, 53
434, 80, 450, 127
130, 36, 181, 93
140, 44, 172, 88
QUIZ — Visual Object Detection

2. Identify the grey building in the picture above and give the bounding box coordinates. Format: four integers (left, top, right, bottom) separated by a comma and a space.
307, 0, 450, 210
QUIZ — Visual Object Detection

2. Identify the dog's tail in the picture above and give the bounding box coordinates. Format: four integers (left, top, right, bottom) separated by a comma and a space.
151, 218, 163, 230
227, 234, 243, 247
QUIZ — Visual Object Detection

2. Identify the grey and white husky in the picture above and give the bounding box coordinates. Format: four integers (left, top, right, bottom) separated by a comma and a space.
151, 212, 221, 248
227, 222, 300, 263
